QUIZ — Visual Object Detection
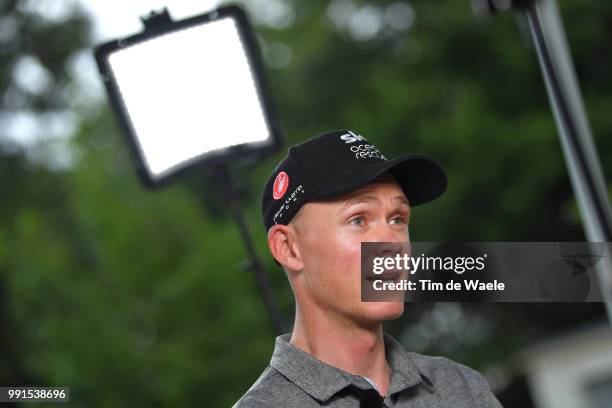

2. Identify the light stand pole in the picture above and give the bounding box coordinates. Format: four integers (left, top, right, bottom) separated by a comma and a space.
473, 0, 612, 324
208, 165, 286, 335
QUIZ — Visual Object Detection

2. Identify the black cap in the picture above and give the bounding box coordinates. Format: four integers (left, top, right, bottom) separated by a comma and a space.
262, 129, 447, 232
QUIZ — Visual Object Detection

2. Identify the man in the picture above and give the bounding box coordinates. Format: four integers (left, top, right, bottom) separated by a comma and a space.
233, 130, 503, 407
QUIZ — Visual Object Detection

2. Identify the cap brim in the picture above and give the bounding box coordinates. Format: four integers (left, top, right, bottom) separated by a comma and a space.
309, 155, 447, 206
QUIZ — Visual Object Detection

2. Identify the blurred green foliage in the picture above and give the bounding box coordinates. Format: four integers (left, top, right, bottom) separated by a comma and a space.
1, 0, 611, 406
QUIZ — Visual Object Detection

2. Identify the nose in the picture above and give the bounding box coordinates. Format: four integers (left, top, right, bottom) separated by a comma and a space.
362, 223, 411, 276
368, 223, 409, 258
372, 222, 408, 243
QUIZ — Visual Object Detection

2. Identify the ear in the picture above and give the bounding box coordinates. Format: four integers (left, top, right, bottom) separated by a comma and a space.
267, 224, 304, 271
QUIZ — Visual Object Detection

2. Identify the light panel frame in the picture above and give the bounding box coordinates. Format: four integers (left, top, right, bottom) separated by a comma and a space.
94, 5, 283, 188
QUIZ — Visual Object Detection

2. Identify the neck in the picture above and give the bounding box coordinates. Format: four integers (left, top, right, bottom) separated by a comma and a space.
289, 301, 390, 396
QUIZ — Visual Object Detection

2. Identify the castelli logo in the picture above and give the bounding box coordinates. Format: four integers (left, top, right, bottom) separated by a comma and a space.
273, 171, 289, 200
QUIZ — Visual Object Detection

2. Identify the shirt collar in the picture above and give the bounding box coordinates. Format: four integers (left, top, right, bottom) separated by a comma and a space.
269, 332, 428, 402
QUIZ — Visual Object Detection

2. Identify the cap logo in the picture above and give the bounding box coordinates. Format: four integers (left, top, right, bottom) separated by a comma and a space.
350, 144, 386, 160
340, 130, 366, 144
272, 171, 289, 200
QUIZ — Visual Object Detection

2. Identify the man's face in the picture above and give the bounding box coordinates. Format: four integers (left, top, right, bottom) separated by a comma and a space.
290, 178, 410, 325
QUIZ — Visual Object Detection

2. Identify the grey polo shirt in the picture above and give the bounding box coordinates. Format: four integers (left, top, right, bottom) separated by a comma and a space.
233, 332, 503, 407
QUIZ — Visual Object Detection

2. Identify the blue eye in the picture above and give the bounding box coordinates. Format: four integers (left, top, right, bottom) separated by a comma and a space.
390, 216, 407, 225
349, 216, 365, 226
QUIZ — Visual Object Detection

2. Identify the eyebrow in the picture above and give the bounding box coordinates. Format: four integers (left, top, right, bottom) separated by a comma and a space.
337, 195, 410, 215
